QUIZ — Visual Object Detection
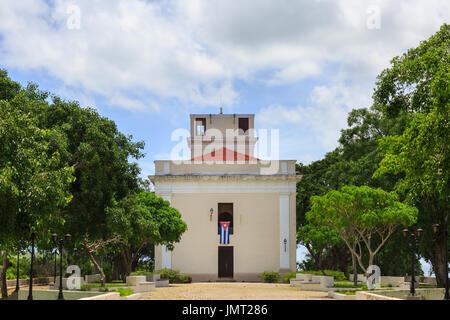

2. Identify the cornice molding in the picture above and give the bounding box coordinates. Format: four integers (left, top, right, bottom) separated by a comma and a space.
149, 174, 302, 183
149, 174, 301, 194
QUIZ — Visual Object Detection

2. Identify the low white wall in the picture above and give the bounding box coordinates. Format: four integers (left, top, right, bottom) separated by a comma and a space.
84, 274, 102, 283
380, 276, 404, 287
328, 291, 356, 300
79, 292, 121, 300
122, 293, 142, 300
133, 282, 156, 293
155, 279, 169, 287
126, 276, 146, 286
355, 291, 401, 300
349, 274, 367, 283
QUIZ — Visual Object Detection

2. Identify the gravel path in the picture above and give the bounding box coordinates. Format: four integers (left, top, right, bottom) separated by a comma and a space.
140, 282, 330, 300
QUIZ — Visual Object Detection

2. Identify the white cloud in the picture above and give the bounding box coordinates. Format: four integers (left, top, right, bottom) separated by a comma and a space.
0, 0, 448, 114
257, 83, 373, 151
267, 61, 321, 86
108, 93, 160, 113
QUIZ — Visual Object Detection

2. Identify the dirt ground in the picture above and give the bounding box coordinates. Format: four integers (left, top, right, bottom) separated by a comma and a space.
140, 282, 330, 300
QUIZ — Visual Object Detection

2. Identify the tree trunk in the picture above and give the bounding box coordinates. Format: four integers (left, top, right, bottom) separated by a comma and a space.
83, 244, 106, 287
120, 241, 148, 279
351, 253, 357, 286
113, 255, 120, 281
429, 239, 448, 287
121, 246, 133, 277
1, 251, 12, 298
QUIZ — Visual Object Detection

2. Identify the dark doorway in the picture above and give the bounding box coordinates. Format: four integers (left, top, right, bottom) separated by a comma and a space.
238, 118, 249, 134
218, 203, 233, 234
218, 246, 233, 278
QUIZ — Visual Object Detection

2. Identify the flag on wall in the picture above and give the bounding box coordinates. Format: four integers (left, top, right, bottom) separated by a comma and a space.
220, 221, 231, 244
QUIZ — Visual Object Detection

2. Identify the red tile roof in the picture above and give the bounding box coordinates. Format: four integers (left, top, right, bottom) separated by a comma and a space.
190, 147, 260, 162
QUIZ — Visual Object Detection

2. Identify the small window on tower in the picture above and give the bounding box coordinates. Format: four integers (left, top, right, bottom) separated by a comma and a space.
218, 203, 233, 234
238, 118, 249, 134
196, 118, 206, 136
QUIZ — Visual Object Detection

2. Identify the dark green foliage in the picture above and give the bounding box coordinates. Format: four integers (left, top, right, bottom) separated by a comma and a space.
158, 268, 192, 283
107, 191, 187, 278
282, 272, 297, 283
373, 23, 450, 285
261, 271, 280, 283
295, 25, 450, 279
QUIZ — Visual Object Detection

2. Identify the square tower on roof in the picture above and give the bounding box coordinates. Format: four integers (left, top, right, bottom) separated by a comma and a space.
188, 113, 258, 159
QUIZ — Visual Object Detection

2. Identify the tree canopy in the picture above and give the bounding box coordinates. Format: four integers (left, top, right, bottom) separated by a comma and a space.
306, 186, 418, 273
296, 24, 449, 283
0, 70, 186, 289
107, 191, 187, 276
373, 23, 449, 285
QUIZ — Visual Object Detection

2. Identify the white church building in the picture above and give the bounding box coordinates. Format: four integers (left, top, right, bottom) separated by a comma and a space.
149, 112, 301, 281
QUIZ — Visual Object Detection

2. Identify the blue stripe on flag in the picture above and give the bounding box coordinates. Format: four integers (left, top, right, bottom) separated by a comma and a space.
220, 222, 230, 244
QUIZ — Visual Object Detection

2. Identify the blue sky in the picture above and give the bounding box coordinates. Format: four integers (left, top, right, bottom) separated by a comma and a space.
1, 0, 448, 274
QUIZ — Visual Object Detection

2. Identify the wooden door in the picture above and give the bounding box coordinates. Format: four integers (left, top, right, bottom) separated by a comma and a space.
218, 246, 233, 278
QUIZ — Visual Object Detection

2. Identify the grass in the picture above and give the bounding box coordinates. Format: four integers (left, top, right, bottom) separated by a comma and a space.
334, 281, 394, 290
81, 283, 127, 290
334, 282, 368, 289
335, 287, 393, 295
336, 290, 357, 295
116, 288, 134, 297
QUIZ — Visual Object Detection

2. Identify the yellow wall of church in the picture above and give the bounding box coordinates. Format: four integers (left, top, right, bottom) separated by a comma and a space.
155, 191, 297, 281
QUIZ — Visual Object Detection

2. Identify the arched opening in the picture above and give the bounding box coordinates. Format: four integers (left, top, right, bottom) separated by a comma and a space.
218, 203, 233, 234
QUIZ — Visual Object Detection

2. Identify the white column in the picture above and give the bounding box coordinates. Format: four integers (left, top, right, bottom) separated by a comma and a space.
161, 194, 172, 269
161, 245, 172, 269
279, 193, 290, 269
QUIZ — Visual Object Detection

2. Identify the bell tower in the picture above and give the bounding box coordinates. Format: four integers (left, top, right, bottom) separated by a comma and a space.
187, 112, 258, 161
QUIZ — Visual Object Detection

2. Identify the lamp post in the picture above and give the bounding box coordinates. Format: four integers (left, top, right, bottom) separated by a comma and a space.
432, 223, 449, 300
403, 228, 423, 297
14, 248, 20, 293
27, 232, 35, 300
53, 247, 57, 285
52, 233, 71, 300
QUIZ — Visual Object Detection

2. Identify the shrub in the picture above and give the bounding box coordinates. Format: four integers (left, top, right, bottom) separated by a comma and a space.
158, 268, 180, 282
158, 268, 191, 283
130, 270, 153, 276
283, 272, 297, 283
173, 274, 192, 283
261, 271, 280, 283
5, 256, 31, 280
297, 270, 347, 281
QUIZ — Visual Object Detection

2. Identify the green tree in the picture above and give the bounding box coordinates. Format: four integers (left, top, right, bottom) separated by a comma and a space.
295, 102, 412, 275
40, 99, 146, 286
0, 94, 74, 297
296, 224, 343, 274
1, 70, 145, 287
306, 186, 418, 274
108, 191, 187, 278
373, 23, 449, 285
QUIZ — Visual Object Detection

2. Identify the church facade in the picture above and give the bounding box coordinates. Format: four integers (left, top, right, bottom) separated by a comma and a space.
149, 112, 301, 281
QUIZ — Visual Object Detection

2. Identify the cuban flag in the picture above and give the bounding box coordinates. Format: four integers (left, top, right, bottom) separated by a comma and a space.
220, 221, 231, 244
